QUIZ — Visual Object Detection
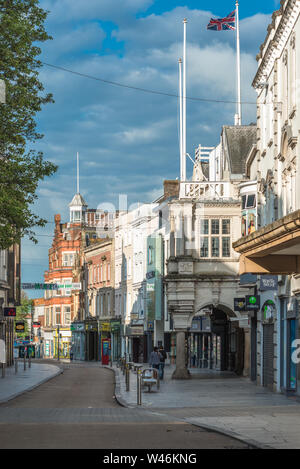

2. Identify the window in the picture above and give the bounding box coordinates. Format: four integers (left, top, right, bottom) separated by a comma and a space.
107, 293, 111, 314
107, 263, 111, 282
199, 219, 231, 258
222, 237, 231, 257
55, 307, 61, 325
211, 237, 220, 257
200, 238, 209, 258
64, 306, 71, 325
211, 220, 220, 235
62, 252, 75, 267
73, 211, 81, 222
200, 219, 209, 235
222, 219, 230, 235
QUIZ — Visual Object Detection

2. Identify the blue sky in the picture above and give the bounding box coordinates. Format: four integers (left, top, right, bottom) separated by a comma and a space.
22, 0, 281, 295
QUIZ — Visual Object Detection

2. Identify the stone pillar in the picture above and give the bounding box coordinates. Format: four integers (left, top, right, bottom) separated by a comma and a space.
172, 330, 191, 379
243, 328, 251, 377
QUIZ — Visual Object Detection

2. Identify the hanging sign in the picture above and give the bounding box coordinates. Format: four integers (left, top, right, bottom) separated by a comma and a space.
260, 275, 278, 291
234, 298, 246, 312
246, 295, 260, 311
15, 322, 25, 333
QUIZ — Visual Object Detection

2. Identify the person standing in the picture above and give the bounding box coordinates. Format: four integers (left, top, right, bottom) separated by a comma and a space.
149, 347, 161, 373
159, 345, 167, 380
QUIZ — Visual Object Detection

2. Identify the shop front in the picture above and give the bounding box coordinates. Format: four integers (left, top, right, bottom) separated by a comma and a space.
99, 321, 111, 365
279, 296, 299, 394
188, 309, 245, 374
43, 330, 54, 358
85, 319, 99, 361
110, 320, 121, 361
53, 327, 71, 359
71, 321, 85, 361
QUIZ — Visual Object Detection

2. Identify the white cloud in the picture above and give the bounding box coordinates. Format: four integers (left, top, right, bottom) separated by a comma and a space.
22, 4, 274, 286
41, 0, 154, 23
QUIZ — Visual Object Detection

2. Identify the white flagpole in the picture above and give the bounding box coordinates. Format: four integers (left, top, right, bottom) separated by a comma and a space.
235, 1, 241, 125
179, 58, 183, 181
182, 18, 187, 181
77, 152, 79, 193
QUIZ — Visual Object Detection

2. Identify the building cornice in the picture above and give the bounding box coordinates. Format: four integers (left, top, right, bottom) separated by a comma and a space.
253, 0, 300, 89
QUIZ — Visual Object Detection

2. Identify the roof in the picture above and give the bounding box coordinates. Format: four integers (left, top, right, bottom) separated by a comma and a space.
223, 125, 257, 175
69, 193, 87, 207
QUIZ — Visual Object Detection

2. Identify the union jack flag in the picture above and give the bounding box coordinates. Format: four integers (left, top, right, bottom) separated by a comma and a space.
207, 10, 236, 31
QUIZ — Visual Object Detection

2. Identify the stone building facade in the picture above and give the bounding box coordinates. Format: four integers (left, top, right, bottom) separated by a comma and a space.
166, 125, 256, 379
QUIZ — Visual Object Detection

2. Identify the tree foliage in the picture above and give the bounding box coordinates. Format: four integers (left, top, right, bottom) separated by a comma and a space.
16, 290, 33, 338
0, 0, 58, 249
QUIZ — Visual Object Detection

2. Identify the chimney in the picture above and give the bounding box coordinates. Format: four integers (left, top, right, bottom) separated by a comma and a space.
163, 180, 180, 200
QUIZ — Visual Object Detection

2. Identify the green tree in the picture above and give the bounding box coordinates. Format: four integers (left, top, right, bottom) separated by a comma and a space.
16, 291, 33, 339
0, 0, 58, 249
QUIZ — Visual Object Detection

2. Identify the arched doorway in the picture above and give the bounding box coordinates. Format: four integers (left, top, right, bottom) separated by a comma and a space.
188, 306, 244, 374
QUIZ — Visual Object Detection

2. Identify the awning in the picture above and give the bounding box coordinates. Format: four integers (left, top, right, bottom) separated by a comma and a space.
233, 210, 300, 274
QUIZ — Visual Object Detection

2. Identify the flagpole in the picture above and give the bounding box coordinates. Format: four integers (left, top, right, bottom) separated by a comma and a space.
182, 18, 187, 181
77, 151, 79, 193
179, 58, 183, 181
235, 1, 241, 125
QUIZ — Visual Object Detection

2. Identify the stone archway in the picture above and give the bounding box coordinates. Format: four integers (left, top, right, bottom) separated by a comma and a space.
188, 304, 245, 374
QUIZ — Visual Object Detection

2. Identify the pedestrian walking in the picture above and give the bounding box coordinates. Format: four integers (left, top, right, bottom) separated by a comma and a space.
149, 347, 162, 373
159, 345, 167, 380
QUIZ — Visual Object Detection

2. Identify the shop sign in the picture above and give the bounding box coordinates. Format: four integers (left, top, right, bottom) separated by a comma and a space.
110, 321, 120, 332
86, 324, 98, 332
246, 295, 260, 311
4, 307, 16, 317
146, 271, 155, 280
240, 274, 257, 285
147, 320, 154, 331
131, 326, 144, 336
262, 300, 276, 324
260, 275, 278, 291
33, 322, 41, 328
71, 323, 85, 332
234, 298, 246, 312
15, 322, 25, 333
100, 322, 110, 332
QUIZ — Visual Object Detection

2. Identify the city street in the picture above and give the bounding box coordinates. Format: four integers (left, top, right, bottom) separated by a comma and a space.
0, 362, 249, 449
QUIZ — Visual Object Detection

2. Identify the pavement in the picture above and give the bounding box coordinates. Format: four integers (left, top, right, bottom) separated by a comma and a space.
0, 360, 62, 403
2, 359, 300, 448
112, 362, 300, 449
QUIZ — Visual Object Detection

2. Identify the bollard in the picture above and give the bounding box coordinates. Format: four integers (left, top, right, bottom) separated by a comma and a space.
29, 356, 31, 368
24, 356, 26, 371
137, 367, 142, 406
125, 365, 130, 392
1, 363, 5, 379
15, 359, 18, 374
122, 359, 125, 376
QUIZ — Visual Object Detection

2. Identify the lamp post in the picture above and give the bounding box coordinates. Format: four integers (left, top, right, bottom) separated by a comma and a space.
57, 325, 60, 361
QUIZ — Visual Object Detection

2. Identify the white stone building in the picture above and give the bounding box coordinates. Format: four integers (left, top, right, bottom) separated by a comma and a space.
233, 0, 300, 394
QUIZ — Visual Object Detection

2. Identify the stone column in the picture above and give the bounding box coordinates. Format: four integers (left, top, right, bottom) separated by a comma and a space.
172, 330, 191, 379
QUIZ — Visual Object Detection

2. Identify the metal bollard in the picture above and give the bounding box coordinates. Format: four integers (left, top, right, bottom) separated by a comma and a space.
122, 359, 125, 376
29, 356, 31, 368
1, 363, 5, 379
125, 365, 130, 392
137, 367, 142, 406
15, 359, 18, 374
24, 356, 26, 371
